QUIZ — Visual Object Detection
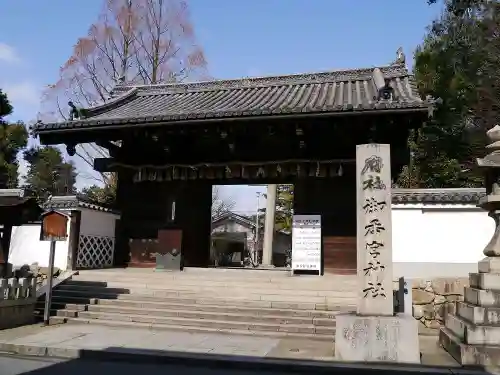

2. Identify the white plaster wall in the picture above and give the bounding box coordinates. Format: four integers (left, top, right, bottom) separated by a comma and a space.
212, 222, 248, 233
212, 220, 289, 255
392, 204, 494, 278
79, 209, 119, 237
8, 222, 70, 271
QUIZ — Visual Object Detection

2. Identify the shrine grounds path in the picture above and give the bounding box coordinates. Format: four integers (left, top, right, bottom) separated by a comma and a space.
0, 323, 485, 375
0, 353, 489, 375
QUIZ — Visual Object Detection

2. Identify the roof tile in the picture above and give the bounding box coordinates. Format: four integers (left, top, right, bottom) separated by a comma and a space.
34, 64, 431, 132
392, 188, 486, 205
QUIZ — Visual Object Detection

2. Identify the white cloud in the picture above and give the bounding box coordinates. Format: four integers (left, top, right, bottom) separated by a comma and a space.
0, 42, 21, 64
217, 185, 267, 215
3, 82, 40, 107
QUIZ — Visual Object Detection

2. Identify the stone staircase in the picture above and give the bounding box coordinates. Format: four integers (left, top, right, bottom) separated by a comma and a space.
36, 268, 358, 341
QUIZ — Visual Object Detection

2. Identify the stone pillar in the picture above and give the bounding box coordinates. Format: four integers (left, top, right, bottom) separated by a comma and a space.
355, 144, 393, 316
440, 125, 500, 367
262, 184, 277, 266
335, 144, 420, 363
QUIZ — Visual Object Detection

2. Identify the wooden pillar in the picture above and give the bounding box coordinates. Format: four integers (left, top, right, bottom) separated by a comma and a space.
178, 181, 212, 267
66, 210, 81, 271
115, 169, 134, 267
0, 225, 12, 277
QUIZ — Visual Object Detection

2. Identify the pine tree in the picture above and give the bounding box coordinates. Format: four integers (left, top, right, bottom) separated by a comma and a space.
0, 89, 28, 188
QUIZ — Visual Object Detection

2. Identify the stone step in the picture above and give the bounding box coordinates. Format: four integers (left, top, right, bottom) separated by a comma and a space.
57, 283, 357, 298
50, 288, 357, 305
38, 297, 351, 318
81, 268, 294, 276
457, 301, 500, 325
439, 327, 500, 366
445, 313, 500, 345
74, 269, 357, 280
469, 273, 500, 291
50, 303, 336, 327
48, 316, 333, 341
74, 268, 313, 279
71, 274, 358, 287
47, 291, 355, 311
66, 278, 358, 292
73, 272, 294, 282
58, 309, 336, 335
48, 271, 355, 342
464, 287, 500, 307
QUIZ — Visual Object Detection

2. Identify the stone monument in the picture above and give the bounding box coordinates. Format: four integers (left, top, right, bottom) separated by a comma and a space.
335, 144, 420, 363
440, 125, 500, 367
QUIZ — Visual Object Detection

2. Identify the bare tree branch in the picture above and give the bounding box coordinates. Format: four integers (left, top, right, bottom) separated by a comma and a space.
39, 0, 209, 188
211, 186, 235, 218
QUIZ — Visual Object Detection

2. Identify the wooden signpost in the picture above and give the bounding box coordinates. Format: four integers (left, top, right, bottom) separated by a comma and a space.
39, 210, 69, 325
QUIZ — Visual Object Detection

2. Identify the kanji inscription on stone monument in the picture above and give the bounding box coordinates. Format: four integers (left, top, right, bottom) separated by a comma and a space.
356, 144, 393, 316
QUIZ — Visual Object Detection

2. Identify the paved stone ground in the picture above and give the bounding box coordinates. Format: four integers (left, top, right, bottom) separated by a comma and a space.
0, 355, 313, 375
1, 354, 487, 375
0, 324, 458, 366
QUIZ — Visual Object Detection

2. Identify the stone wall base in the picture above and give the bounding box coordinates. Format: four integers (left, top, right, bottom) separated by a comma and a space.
410, 277, 468, 330
0, 298, 36, 330
334, 313, 420, 363
438, 258, 500, 367
440, 327, 500, 367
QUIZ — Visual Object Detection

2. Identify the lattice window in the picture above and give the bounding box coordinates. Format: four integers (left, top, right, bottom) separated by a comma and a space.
76, 235, 115, 269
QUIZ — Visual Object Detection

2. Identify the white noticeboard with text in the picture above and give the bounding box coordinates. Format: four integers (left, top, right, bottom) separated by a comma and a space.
292, 215, 321, 272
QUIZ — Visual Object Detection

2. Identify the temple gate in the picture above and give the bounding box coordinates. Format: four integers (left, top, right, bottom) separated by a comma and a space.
33, 62, 432, 274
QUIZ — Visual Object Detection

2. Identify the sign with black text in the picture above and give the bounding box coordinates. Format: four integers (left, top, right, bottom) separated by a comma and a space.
292, 215, 321, 272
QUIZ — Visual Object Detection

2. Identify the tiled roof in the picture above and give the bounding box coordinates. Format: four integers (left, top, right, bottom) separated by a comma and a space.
212, 212, 255, 228
43, 195, 119, 214
0, 189, 24, 198
392, 188, 486, 205
0, 189, 39, 208
33, 64, 432, 132
0, 190, 43, 224
212, 211, 290, 235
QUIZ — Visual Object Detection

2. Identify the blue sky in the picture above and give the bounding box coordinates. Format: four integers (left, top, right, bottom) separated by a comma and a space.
0, 0, 441, 214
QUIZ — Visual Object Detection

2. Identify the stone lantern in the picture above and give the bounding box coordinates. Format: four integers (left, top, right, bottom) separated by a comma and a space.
478, 125, 500, 258
439, 125, 500, 367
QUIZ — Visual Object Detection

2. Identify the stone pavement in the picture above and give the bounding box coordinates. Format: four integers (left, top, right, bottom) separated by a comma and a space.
0, 323, 458, 367
0, 354, 487, 375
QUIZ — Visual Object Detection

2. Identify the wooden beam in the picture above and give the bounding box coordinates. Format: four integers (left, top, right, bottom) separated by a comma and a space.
95, 140, 122, 158
94, 158, 117, 172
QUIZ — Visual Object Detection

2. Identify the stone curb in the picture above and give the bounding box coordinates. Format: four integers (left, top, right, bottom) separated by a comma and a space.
0, 342, 488, 375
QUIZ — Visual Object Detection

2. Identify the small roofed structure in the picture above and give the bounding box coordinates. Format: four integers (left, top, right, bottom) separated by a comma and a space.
7, 195, 120, 272
0, 189, 43, 224
0, 189, 43, 277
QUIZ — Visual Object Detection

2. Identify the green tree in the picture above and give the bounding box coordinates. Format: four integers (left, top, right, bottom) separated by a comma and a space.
80, 185, 116, 206
257, 185, 294, 233
274, 185, 293, 233
0, 89, 28, 188
79, 173, 117, 206
398, 0, 496, 188
23, 146, 77, 200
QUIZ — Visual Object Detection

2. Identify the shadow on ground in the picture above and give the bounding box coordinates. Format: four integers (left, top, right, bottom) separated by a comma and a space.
10, 347, 490, 375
